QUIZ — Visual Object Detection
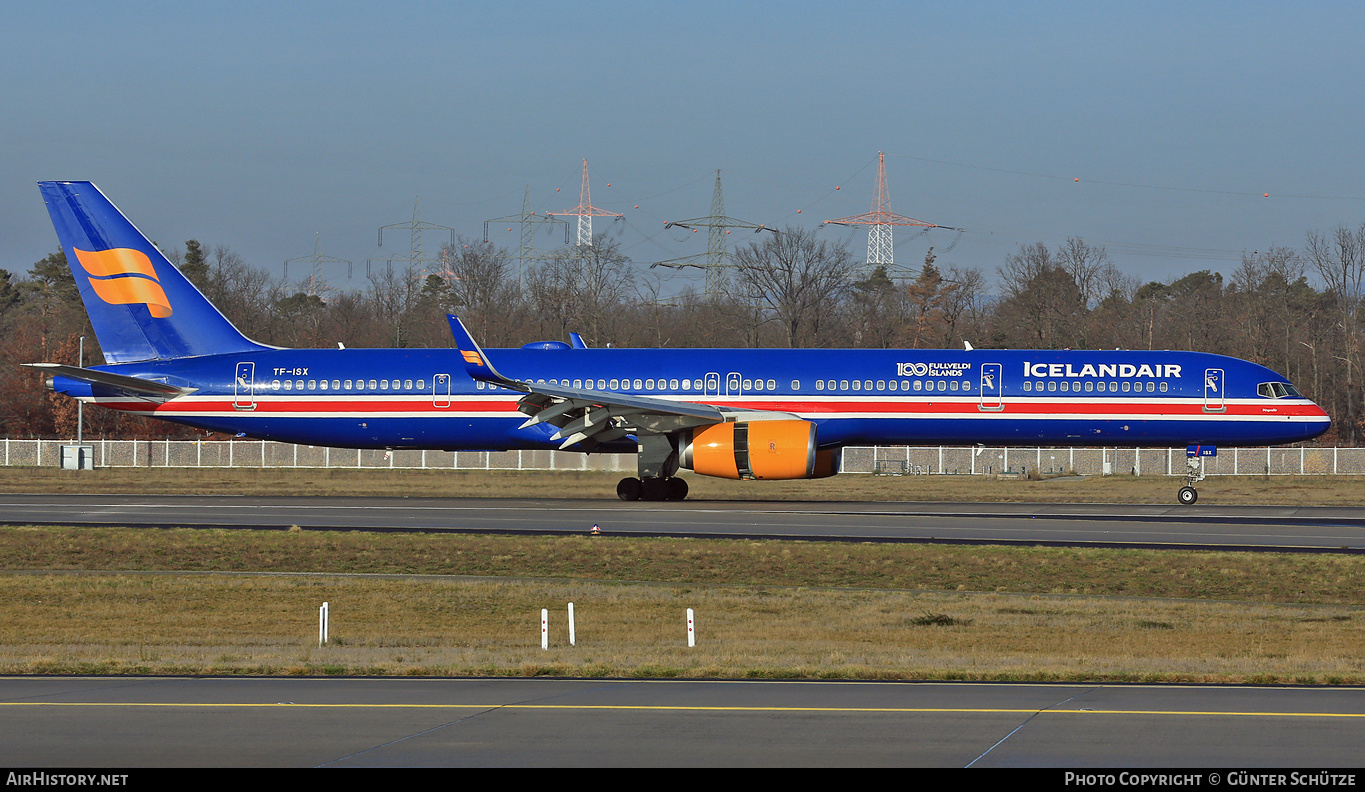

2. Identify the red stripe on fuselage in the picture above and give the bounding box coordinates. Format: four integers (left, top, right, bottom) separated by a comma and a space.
88, 395, 1329, 421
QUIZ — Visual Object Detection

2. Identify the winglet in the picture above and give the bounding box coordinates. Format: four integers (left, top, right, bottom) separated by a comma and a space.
569, 332, 588, 349
446, 315, 527, 392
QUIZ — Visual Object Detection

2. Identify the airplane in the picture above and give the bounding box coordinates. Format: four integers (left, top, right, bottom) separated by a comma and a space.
28, 181, 1331, 505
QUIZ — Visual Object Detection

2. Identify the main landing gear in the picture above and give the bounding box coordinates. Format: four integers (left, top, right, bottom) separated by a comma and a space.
1177, 456, 1206, 505
618, 434, 689, 501
617, 476, 689, 501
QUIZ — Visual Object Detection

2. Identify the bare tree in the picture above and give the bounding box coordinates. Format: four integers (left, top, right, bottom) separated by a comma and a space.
995, 242, 1086, 347
732, 226, 858, 347
1306, 223, 1365, 441
528, 233, 634, 345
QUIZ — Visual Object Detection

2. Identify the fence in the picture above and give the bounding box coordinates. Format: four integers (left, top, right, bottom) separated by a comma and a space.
1, 438, 1360, 477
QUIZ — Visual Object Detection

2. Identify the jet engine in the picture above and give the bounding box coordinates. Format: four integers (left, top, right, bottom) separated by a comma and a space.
679, 419, 839, 480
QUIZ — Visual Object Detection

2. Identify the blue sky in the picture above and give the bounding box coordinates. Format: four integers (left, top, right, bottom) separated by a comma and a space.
4, 1, 1363, 294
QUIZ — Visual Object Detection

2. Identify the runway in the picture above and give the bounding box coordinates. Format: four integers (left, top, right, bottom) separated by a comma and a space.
3, 494, 1365, 551
1, 676, 1362, 767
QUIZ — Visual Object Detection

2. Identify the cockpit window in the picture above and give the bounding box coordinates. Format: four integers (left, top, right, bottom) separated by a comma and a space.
1257, 381, 1303, 399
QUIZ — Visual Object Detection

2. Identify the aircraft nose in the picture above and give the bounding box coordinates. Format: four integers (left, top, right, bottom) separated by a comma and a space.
1305, 400, 1332, 438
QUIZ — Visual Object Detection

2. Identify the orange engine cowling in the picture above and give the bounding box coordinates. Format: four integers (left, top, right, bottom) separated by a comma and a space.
680, 420, 837, 480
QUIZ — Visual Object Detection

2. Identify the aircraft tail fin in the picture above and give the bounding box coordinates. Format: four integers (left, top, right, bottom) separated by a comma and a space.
37, 181, 271, 363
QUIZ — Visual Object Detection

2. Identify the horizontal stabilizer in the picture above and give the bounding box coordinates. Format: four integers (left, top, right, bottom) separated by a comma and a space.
23, 363, 194, 398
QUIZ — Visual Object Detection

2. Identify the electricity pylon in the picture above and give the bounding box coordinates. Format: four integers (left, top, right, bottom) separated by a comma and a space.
284, 234, 352, 296
651, 169, 774, 295
824, 152, 961, 273
548, 159, 622, 247
371, 196, 457, 278
483, 186, 571, 294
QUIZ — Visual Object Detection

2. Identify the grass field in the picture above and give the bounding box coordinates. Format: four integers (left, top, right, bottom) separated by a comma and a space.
0, 467, 1362, 682
0, 524, 1361, 683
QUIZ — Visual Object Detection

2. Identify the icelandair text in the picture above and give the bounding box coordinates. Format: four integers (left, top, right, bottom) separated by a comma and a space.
1025, 362, 1182, 379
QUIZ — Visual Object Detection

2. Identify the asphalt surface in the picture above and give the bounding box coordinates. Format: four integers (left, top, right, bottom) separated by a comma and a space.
1, 676, 1362, 767
4, 494, 1365, 551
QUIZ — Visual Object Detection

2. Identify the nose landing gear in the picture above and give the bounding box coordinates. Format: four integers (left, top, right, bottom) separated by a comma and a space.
1177, 456, 1206, 505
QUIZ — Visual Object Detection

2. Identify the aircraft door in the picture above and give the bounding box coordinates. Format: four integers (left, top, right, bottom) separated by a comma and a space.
705, 372, 720, 397
233, 362, 255, 411
1203, 368, 1225, 413
979, 363, 1003, 411
434, 373, 451, 408
727, 372, 743, 396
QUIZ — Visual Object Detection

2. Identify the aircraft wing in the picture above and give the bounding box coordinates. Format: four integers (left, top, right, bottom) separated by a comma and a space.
23, 363, 196, 398
447, 315, 727, 449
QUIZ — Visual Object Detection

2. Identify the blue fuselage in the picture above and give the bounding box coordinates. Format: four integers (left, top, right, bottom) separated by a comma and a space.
57, 346, 1330, 451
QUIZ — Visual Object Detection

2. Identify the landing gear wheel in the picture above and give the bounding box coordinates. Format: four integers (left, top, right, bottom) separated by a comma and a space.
666, 477, 689, 501
617, 477, 642, 501
640, 476, 668, 501
1177, 486, 1198, 505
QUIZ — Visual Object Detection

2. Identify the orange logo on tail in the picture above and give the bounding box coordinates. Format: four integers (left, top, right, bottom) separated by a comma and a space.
73, 248, 172, 318
461, 350, 484, 366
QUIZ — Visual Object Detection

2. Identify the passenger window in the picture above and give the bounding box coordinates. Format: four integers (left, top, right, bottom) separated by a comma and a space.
1160, 382, 1168, 393
1047, 381, 1056, 392
937, 380, 946, 392
913, 380, 922, 391
1023, 381, 1032, 392
283, 380, 292, 391
1146, 381, 1155, 393
791, 380, 800, 390
876, 380, 886, 391
840, 380, 849, 390
816, 380, 825, 391
417, 379, 424, 389
633, 379, 642, 389
852, 380, 861, 391
404, 379, 413, 390
368, 380, 378, 389
1122, 381, 1131, 393
767, 379, 776, 390
950, 380, 959, 391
